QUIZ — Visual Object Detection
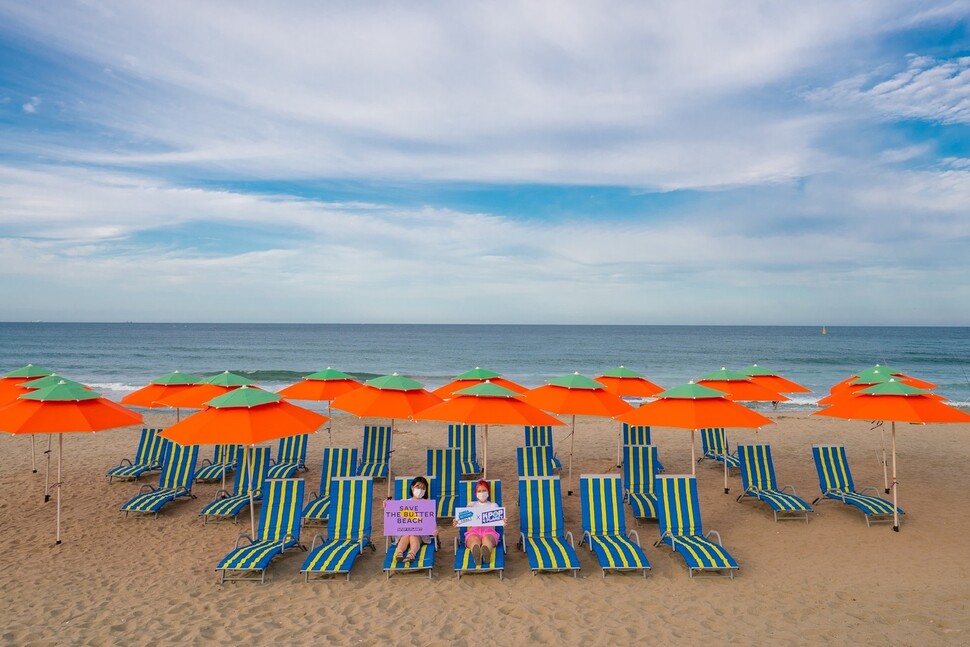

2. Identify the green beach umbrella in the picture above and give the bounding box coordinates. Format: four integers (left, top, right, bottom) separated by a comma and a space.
203, 371, 255, 387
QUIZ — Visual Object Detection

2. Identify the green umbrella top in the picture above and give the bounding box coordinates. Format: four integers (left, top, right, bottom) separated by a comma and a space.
858, 380, 930, 397
3, 364, 54, 379
454, 382, 522, 398
304, 367, 355, 381
850, 367, 895, 385
656, 382, 727, 400
698, 368, 751, 382
740, 364, 776, 377
365, 373, 425, 391
597, 365, 645, 378
20, 374, 88, 390
547, 372, 606, 390
151, 370, 203, 386
206, 385, 282, 408
860, 364, 901, 377
22, 381, 100, 402
454, 367, 503, 380
203, 371, 254, 387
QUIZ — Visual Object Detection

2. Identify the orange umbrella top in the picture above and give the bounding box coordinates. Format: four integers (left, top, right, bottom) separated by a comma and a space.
330, 373, 442, 420
740, 364, 811, 394
160, 386, 327, 445
416, 382, 564, 426
278, 368, 363, 401
696, 368, 788, 402
813, 380, 970, 424
0, 381, 143, 434
121, 371, 203, 408
523, 373, 634, 418
594, 366, 663, 398
155, 383, 249, 409
616, 382, 774, 430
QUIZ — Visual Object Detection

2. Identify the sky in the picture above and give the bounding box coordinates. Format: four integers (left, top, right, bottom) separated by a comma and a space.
0, 1, 968, 325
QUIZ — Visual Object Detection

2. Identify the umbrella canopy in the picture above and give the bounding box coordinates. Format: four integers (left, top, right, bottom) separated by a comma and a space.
121, 370, 203, 408
0, 364, 55, 405
415, 381, 564, 478
696, 368, 789, 402
0, 381, 143, 544
594, 366, 664, 398
813, 379, 970, 531
617, 382, 773, 485
277, 368, 363, 401
740, 364, 812, 394
523, 373, 634, 494
330, 373, 442, 420
154, 371, 256, 409
431, 367, 528, 399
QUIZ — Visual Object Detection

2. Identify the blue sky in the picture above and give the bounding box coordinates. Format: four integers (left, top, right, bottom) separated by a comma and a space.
1, 1, 968, 325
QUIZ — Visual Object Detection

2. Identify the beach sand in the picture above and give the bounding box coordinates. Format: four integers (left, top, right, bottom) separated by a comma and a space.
2, 411, 969, 645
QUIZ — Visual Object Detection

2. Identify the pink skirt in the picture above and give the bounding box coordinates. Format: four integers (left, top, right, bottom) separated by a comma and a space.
464, 526, 500, 543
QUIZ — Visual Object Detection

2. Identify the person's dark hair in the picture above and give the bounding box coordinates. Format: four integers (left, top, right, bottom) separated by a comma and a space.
409, 476, 430, 499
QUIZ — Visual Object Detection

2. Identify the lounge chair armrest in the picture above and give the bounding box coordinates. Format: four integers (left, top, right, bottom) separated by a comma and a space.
234, 534, 254, 549
269, 458, 279, 465
581, 531, 591, 548
119, 458, 133, 467
453, 536, 459, 552
627, 529, 641, 547
859, 486, 878, 495
654, 531, 672, 548
705, 529, 723, 545
213, 489, 232, 500
137, 484, 156, 494
623, 488, 631, 503
564, 530, 575, 548
308, 533, 326, 551
201, 458, 214, 467
781, 485, 797, 495
518, 532, 526, 551
310, 490, 320, 500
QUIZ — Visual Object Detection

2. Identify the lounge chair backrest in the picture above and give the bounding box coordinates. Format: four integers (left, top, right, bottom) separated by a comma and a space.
524, 426, 555, 449
622, 423, 651, 446
622, 444, 658, 496
518, 476, 565, 539
361, 426, 392, 465
700, 428, 728, 455
580, 474, 627, 536
656, 475, 704, 538
426, 448, 460, 498
158, 443, 199, 490
447, 424, 478, 462
392, 476, 437, 501
813, 445, 856, 493
214, 444, 241, 466
329, 477, 373, 542
258, 478, 305, 543
737, 444, 778, 491
234, 446, 272, 496
276, 434, 308, 464
516, 446, 555, 477
319, 447, 359, 496
133, 428, 166, 466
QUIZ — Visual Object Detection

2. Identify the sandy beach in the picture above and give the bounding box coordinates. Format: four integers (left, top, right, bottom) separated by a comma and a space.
2, 410, 969, 645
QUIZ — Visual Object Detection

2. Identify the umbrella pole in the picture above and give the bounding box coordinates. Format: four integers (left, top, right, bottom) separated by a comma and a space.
387, 418, 394, 498
879, 423, 890, 494
724, 452, 729, 494
30, 434, 37, 473
891, 422, 899, 532
568, 415, 576, 496
616, 425, 622, 468
44, 433, 53, 502
249, 445, 257, 538
483, 424, 489, 480
327, 403, 333, 446
55, 434, 62, 545
691, 429, 697, 475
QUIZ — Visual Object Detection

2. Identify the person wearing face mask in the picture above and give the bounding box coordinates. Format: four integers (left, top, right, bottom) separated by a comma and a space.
389, 476, 434, 564
453, 480, 500, 566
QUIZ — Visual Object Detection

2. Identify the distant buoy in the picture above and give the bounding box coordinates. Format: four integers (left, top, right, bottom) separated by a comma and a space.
822, 326, 827, 335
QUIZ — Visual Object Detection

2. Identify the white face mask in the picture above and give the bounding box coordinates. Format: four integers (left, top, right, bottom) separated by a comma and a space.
412, 487, 426, 498
476, 491, 489, 502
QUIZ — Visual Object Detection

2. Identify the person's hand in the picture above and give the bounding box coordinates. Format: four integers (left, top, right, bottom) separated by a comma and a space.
451, 518, 457, 527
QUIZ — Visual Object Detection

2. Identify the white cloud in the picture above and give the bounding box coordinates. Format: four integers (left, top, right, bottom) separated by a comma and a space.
21, 96, 40, 113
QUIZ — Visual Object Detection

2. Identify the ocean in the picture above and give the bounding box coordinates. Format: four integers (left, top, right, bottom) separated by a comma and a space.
1, 323, 968, 409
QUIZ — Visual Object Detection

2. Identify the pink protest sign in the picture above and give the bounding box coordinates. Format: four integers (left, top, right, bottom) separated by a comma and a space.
383, 499, 437, 536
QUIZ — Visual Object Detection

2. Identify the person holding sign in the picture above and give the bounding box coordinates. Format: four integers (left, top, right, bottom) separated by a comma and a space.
387, 476, 436, 563
453, 480, 500, 566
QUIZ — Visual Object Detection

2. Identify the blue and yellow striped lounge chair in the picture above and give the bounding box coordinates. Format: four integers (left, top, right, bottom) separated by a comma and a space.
216, 478, 306, 583
120, 443, 199, 519
622, 444, 660, 524
200, 446, 272, 525
302, 447, 359, 526
358, 425, 392, 479
266, 434, 309, 479
427, 448, 460, 518
106, 428, 167, 483
301, 476, 375, 581
194, 444, 241, 483
517, 476, 580, 577
454, 479, 505, 580
737, 444, 812, 522
516, 445, 558, 478
447, 424, 481, 478
383, 476, 438, 579
524, 426, 562, 471
579, 474, 650, 578
811, 445, 902, 527
698, 427, 740, 469
621, 423, 665, 471
655, 475, 739, 578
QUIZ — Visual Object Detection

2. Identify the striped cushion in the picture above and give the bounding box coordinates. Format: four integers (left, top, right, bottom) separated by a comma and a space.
301, 540, 363, 574
589, 535, 648, 570
384, 543, 435, 571
660, 535, 738, 571
824, 489, 901, 515
218, 538, 296, 571
121, 488, 186, 513
627, 492, 659, 519
523, 537, 579, 571
751, 488, 812, 512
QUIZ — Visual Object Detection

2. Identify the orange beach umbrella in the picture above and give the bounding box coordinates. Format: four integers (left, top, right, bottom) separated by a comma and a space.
121, 370, 202, 409
813, 380, 970, 531
277, 368, 362, 445
154, 371, 254, 409
740, 364, 811, 394
0, 381, 143, 544
594, 366, 664, 468
696, 368, 788, 403
415, 381, 564, 478
523, 373, 633, 495
1, 364, 55, 473
431, 367, 528, 399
